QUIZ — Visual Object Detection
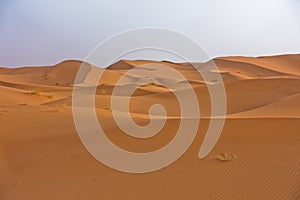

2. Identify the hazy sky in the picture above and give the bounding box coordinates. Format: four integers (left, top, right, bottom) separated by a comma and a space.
0, 0, 299, 67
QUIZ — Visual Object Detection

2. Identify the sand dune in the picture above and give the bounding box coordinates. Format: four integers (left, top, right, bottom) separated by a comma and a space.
1, 54, 300, 199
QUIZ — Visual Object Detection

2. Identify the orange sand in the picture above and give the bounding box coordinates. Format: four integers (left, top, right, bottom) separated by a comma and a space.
0, 55, 299, 199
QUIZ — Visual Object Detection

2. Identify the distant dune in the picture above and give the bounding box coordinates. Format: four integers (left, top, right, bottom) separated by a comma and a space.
0, 54, 299, 199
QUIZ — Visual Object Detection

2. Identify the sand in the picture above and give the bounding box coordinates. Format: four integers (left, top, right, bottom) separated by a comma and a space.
0, 54, 299, 199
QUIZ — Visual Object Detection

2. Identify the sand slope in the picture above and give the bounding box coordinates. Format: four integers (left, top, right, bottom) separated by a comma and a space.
1, 55, 300, 200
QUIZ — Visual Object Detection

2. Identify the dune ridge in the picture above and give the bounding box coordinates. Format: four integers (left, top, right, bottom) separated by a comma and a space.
1, 54, 299, 117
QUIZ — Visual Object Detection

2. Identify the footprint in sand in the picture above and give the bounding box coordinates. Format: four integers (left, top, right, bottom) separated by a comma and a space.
215, 152, 237, 162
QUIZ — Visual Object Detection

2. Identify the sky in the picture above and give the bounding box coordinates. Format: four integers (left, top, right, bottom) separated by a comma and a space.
0, 0, 299, 67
